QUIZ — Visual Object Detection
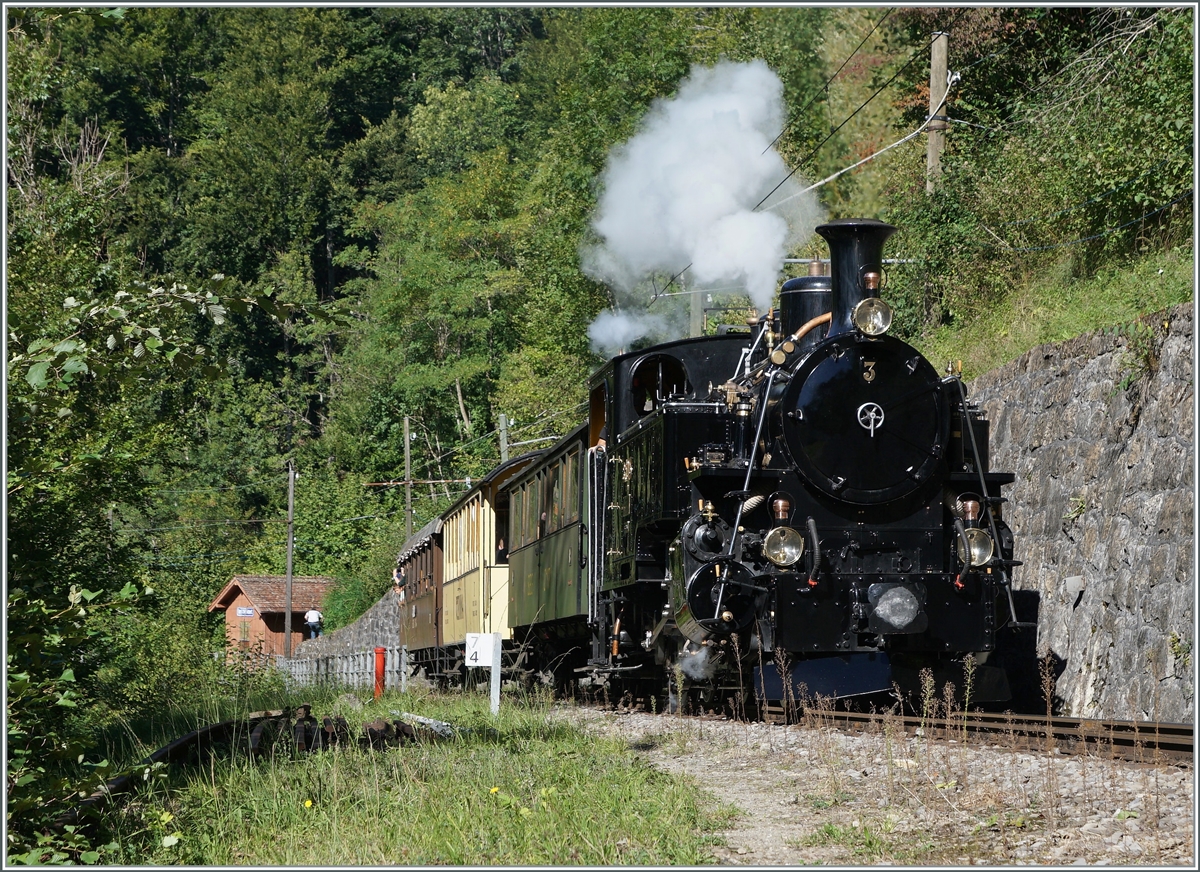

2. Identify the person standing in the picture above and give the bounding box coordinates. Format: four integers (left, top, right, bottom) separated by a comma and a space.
304, 607, 323, 639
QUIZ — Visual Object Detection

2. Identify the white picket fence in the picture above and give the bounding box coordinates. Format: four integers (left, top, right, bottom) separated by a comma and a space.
278, 645, 409, 692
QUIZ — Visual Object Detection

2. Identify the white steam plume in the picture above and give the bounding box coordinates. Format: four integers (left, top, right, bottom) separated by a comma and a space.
582, 59, 825, 357
678, 645, 717, 681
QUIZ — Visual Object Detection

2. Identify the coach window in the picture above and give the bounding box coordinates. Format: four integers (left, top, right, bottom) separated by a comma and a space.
565, 449, 579, 523
495, 500, 510, 564
528, 477, 542, 539
519, 482, 530, 547
473, 501, 480, 557
523, 485, 532, 546
548, 463, 561, 533
511, 489, 523, 548
516, 483, 525, 546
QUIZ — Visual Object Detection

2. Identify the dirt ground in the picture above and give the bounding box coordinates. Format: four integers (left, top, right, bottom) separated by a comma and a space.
554, 706, 1195, 866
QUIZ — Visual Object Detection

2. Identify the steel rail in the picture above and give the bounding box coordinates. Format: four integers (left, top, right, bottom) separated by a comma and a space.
785, 709, 1193, 765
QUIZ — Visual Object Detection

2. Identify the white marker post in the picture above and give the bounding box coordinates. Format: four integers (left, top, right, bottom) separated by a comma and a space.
465, 632, 502, 715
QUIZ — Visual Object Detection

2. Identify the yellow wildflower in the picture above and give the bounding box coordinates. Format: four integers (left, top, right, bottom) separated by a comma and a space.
304, 799, 313, 808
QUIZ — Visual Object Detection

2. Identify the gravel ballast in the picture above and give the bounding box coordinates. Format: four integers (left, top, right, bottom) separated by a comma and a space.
553, 706, 1194, 866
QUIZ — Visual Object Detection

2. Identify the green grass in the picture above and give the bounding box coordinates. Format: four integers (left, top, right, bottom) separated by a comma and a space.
98, 686, 732, 865
798, 821, 889, 858
913, 246, 1193, 380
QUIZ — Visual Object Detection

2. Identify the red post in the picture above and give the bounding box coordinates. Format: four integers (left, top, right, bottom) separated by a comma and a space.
374, 647, 386, 699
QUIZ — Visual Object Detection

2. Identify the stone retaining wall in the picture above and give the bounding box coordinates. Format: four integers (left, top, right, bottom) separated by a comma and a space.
292, 589, 401, 659
971, 303, 1193, 722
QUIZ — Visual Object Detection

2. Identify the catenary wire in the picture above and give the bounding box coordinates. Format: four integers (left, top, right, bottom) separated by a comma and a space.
764, 73, 956, 210
983, 189, 1193, 252
753, 8, 968, 212
762, 6, 896, 155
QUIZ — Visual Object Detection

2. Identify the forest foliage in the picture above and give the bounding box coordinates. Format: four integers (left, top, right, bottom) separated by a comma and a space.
4, 6, 1192, 862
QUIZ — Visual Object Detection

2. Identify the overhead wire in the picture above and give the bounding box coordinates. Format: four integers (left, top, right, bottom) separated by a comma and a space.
984, 189, 1193, 252
125, 518, 288, 533
753, 7, 969, 212
151, 478, 283, 495
140, 546, 278, 564
761, 6, 896, 155
764, 71, 957, 210
127, 482, 461, 538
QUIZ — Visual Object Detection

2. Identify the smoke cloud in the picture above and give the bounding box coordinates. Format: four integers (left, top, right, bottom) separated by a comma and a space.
582, 59, 825, 357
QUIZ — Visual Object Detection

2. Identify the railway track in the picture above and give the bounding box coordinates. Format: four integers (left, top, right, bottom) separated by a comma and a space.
760, 706, 1193, 765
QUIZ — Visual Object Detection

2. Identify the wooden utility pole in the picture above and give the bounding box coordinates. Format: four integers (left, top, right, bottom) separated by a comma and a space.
927, 30, 949, 195
498, 413, 510, 463
284, 460, 295, 658
687, 276, 704, 337
404, 416, 412, 540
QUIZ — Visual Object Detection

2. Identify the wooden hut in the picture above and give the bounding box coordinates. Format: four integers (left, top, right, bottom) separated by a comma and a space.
208, 575, 333, 657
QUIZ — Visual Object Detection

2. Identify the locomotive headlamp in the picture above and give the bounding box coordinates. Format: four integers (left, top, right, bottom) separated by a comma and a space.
874, 585, 921, 630
955, 527, 995, 567
763, 525, 805, 567
852, 298, 893, 336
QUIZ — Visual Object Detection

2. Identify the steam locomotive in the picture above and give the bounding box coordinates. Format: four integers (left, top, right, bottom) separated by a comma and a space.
396, 219, 1020, 711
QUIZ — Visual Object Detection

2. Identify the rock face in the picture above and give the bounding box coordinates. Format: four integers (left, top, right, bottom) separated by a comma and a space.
971, 303, 1193, 723
293, 589, 401, 659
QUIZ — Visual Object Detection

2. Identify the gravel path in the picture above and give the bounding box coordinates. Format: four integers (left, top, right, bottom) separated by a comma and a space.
553, 706, 1194, 866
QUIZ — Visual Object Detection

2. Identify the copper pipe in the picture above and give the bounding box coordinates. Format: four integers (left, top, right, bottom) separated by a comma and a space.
611, 617, 621, 657
788, 311, 832, 344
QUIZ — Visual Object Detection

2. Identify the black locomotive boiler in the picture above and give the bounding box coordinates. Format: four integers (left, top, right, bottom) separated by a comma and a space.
567, 217, 1020, 709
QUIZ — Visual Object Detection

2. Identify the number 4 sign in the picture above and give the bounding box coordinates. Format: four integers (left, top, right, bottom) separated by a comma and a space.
465, 633, 503, 716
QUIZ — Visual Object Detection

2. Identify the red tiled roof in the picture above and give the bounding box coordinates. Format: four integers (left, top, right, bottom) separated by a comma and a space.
207, 575, 334, 614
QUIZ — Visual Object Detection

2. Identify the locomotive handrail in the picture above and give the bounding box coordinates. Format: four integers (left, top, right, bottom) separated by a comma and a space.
952, 377, 1007, 567
723, 369, 778, 558
709, 369, 779, 622
948, 376, 1032, 630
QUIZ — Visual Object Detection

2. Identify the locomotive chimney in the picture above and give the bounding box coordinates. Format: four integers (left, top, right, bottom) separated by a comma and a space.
815, 218, 896, 339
